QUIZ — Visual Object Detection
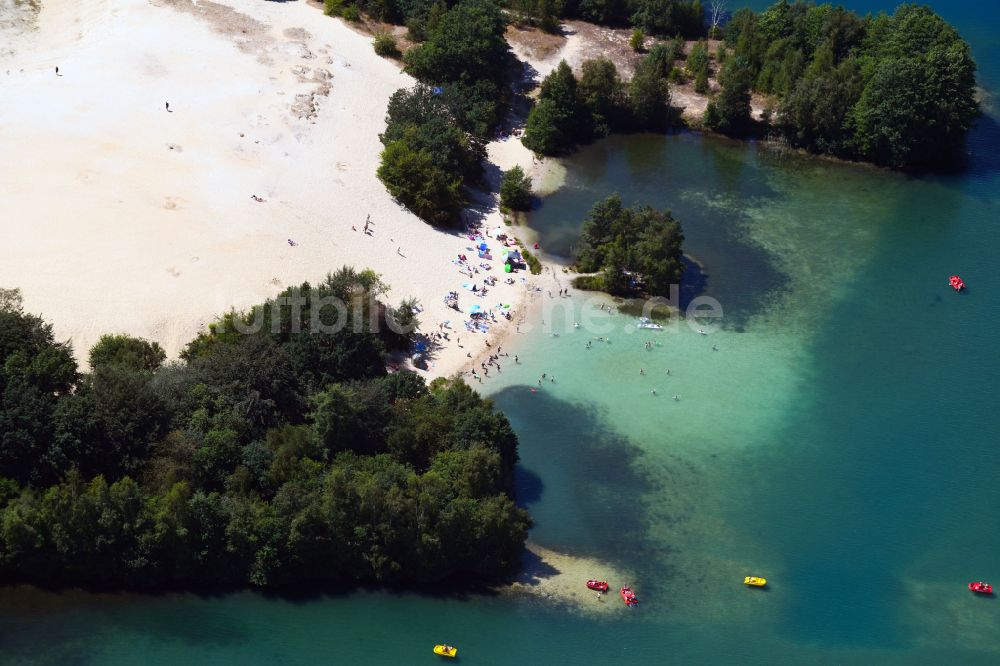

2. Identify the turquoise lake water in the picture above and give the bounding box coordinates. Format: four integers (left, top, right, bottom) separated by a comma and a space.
2, 1, 999, 663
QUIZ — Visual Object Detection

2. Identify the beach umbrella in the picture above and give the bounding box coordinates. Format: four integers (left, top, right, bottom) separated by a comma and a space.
479, 242, 488, 251
469, 304, 483, 314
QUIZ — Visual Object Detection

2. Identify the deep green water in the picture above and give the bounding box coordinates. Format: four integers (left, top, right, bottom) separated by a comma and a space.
3, 1, 999, 664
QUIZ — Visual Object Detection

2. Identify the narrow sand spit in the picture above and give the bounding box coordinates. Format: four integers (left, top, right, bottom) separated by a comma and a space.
503, 543, 635, 615
0, 0, 537, 379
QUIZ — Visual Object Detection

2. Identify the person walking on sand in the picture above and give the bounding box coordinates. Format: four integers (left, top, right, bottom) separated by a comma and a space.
165, 101, 171, 112
55, 66, 60, 76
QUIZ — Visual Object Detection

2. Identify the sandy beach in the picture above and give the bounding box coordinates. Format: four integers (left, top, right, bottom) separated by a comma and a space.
0, 0, 545, 379
505, 542, 635, 615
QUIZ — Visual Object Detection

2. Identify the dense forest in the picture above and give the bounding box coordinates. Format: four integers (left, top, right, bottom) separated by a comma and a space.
327, 0, 705, 39
716, 2, 980, 169
0, 273, 530, 589
573, 195, 685, 296
362, 0, 979, 213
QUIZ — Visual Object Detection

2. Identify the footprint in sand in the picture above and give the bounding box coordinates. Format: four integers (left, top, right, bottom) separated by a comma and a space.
336, 161, 349, 171
163, 197, 181, 210
166, 267, 180, 277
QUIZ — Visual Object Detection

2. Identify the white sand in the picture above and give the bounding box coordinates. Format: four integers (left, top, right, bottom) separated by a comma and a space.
0, 0, 538, 378
502, 542, 635, 615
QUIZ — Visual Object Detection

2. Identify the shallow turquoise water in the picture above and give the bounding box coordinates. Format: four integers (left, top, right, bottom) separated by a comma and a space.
2, 1, 999, 664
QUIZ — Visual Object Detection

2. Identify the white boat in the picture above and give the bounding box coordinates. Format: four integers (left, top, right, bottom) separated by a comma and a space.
637, 317, 663, 331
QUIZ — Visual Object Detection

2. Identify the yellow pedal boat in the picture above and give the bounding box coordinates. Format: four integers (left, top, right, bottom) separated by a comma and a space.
744, 576, 767, 587
433, 644, 458, 658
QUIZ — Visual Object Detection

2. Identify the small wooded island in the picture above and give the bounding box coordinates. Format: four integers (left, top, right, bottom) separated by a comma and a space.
573, 195, 686, 297
0, 274, 529, 589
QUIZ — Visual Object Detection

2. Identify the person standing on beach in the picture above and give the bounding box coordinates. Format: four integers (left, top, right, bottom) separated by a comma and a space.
165, 101, 171, 112
55, 66, 60, 76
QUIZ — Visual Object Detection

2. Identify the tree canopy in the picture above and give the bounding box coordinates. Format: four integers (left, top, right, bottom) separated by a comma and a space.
573, 194, 685, 296
0, 273, 530, 589
523, 55, 673, 156
377, 85, 486, 226
376, 1, 512, 224
722, 1, 979, 168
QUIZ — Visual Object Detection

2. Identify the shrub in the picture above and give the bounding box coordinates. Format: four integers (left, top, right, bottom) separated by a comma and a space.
694, 68, 709, 94
572, 274, 605, 291
521, 249, 542, 275
630, 28, 646, 53
342, 4, 361, 21
323, 0, 345, 16
373, 31, 400, 58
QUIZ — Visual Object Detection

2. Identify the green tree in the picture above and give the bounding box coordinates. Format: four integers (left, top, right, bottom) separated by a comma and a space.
630, 28, 646, 53
628, 60, 670, 130
573, 194, 684, 297
522, 60, 591, 154
378, 138, 463, 226
499, 165, 533, 210
704, 56, 754, 135
373, 31, 400, 58
89, 334, 166, 373
578, 57, 627, 135
630, 0, 704, 38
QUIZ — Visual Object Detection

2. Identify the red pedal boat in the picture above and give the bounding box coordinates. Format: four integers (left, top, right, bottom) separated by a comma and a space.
969, 581, 993, 594
586, 579, 609, 592
949, 275, 966, 291
620, 585, 639, 607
